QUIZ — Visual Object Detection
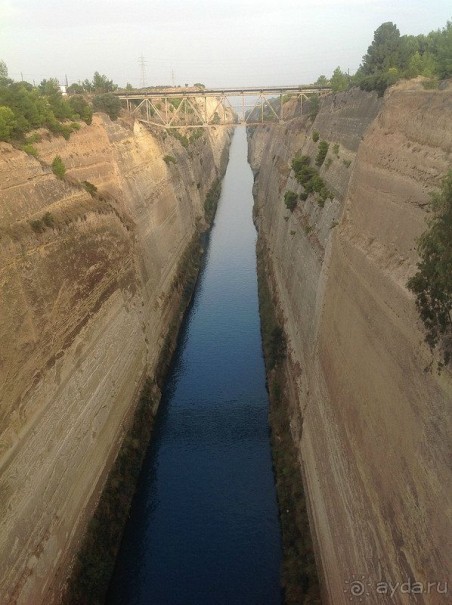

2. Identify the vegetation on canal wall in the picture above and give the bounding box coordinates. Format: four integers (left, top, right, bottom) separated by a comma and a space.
256, 237, 320, 605
62, 185, 223, 605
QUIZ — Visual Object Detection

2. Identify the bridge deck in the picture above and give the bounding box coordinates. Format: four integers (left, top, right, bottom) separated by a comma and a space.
116, 85, 331, 99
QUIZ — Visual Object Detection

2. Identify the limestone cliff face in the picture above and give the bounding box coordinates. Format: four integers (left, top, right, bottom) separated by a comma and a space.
249, 81, 451, 604
0, 113, 230, 604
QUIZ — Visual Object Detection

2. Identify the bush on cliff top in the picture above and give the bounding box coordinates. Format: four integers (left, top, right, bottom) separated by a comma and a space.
92, 93, 122, 121
0, 64, 94, 141
312, 20, 452, 96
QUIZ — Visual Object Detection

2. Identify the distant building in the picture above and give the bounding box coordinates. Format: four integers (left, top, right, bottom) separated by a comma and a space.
59, 85, 67, 96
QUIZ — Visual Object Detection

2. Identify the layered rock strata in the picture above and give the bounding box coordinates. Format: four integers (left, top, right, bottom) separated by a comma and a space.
249, 81, 452, 604
0, 113, 230, 603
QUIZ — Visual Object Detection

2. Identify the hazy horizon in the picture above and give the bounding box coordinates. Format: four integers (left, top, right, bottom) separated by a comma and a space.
1, 0, 451, 88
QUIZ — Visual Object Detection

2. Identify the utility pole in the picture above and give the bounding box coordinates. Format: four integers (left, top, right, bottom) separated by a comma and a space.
138, 54, 147, 88
172, 68, 175, 87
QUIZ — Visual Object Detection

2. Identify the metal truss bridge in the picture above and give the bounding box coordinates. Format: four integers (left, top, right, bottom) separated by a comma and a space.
116, 85, 331, 128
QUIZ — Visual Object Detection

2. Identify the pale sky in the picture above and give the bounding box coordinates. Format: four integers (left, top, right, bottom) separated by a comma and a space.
1, 0, 450, 87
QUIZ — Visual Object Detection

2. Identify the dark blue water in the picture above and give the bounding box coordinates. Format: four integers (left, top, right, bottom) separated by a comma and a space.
108, 128, 282, 605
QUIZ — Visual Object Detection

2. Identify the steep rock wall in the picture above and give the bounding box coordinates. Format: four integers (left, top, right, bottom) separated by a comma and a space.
249, 81, 451, 604
0, 114, 231, 604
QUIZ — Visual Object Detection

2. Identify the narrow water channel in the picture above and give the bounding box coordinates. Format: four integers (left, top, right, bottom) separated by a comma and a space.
108, 128, 282, 605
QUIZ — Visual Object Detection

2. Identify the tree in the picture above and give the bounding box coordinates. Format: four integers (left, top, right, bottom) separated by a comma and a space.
92, 72, 117, 93
0, 83, 50, 134
330, 67, 349, 92
406, 51, 436, 78
68, 95, 93, 124
39, 78, 73, 120
435, 21, 452, 78
93, 93, 121, 120
38, 78, 61, 96
67, 83, 84, 94
0, 60, 8, 83
314, 75, 329, 86
0, 106, 16, 140
360, 22, 401, 75
408, 171, 452, 364
82, 78, 93, 93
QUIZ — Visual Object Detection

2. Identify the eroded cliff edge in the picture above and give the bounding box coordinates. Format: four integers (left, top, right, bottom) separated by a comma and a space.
249, 81, 451, 604
0, 114, 231, 603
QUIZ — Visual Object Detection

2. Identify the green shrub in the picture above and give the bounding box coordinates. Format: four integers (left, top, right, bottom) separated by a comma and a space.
30, 212, 55, 231
168, 129, 189, 148
332, 143, 340, 156
25, 133, 42, 144
308, 94, 319, 119
22, 143, 38, 157
179, 134, 189, 148
325, 157, 332, 170
315, 140, 329, 167
307, 173, 325, 194
163, 154, 177, 165
422, 79, 440, 90
30, 219, 45, 233
169, 98, 182, 109
269, 326, 287, 366
190, 128, 204, 143
407, 171, 452, 365
291, 154, 310, 173
93, 93, 121, 120
255, 241, 320, 603
291, 152, 332, 206
68, 95, 93, 124
43, 211, 55, 227
47, 119, 74, 139
312, 131, 319, 142
204, 179, 222, 222
60, 124, 74, 140
83, 180, 97, 195
0, 105, 16, 141
51, 155, 66, 178
284, 190, 298, 212
295, 165, 317, 189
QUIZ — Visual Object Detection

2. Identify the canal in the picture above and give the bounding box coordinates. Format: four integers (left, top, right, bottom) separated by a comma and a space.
108, 128, 282, 605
